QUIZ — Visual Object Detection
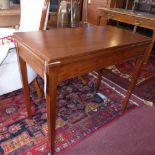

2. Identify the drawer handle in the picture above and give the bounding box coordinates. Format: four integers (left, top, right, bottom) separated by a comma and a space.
135, 19, 139, 25
108, 14, 113, 18
135, 20, 143, 25
139, 20, 143, 24
135, 22, 140, 25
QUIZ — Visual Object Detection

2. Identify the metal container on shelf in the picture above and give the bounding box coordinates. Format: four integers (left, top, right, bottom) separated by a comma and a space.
57, 1, 71, 28
70, 0, 80, 27
57, 0, 80, 28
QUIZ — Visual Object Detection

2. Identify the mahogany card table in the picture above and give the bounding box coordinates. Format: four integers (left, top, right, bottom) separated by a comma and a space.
14, 25, 151, 154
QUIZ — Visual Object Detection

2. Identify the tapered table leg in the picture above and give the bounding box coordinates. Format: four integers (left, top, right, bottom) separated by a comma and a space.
17, 53, 32, 118
144, 30, 155, 64
122, 56, 144, 111
45, 66, 58, 154
95, 70, 102, 91
33, 78, 41, 97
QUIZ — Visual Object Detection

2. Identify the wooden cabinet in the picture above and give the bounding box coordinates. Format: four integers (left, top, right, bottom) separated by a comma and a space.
107, 0, 125, 8
87, 0, 108, 24
87, 0, 127, 25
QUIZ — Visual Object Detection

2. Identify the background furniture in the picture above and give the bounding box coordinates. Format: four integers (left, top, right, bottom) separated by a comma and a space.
98, 8, 155, 63
0, 5, 20, 27
81, 0, 108, 24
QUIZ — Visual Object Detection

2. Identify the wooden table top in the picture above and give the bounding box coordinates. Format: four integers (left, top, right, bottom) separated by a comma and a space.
14, 25, 151, 63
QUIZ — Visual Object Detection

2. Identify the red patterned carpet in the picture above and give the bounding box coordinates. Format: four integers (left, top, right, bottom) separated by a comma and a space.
101, 55, 155, 105
0, 76, 136, 155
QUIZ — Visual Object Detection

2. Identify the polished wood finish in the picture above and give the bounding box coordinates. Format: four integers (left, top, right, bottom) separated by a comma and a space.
86, 0, 124, 24
14, 25, 151, 154
98, 8, 155, 63
121, 56, 145, 110
85, 0, 108, 24
16, 43, 32, 118
0, 6, 20, 27
107, 0, 126, 8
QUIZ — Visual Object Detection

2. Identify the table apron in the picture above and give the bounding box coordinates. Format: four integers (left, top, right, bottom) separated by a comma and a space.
56, 44, 147, 81
17, 42, 148, 81
17, 42, 45, 78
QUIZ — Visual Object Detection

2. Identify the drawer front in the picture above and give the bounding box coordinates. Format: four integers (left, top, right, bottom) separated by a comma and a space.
102, 10, 136, 24
100, 9, 155, 30
134, 18, 155, 30
110, 13, 135, 24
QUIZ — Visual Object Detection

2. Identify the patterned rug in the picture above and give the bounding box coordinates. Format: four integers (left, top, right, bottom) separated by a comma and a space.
0, 76, 136, 155
101, 55, 155, 104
